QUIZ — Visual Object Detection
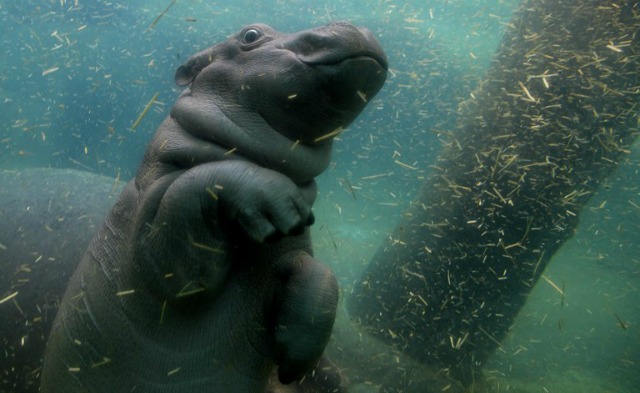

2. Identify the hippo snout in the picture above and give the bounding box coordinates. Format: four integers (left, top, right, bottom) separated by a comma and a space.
286, 21, 388, 71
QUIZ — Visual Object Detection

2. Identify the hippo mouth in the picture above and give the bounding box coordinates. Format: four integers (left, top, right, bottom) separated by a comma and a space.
298, 52, 388, 72
298, 51, 388, 111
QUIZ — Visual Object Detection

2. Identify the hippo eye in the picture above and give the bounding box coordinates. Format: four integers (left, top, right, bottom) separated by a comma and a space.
243, 28, 262, 44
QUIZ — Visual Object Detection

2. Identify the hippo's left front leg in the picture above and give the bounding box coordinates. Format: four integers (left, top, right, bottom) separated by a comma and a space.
132, 159, 316, 302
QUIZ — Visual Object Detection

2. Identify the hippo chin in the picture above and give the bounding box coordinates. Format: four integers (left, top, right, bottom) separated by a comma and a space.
41, 22, 386, 392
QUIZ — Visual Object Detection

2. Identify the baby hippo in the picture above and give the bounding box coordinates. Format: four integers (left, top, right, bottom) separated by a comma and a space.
41, 22, 387, 392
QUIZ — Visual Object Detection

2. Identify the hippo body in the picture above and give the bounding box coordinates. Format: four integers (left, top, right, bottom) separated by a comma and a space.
40, 22, 386, 392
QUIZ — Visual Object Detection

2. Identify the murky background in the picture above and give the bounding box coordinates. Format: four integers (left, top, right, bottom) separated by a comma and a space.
1, 1, 638, 392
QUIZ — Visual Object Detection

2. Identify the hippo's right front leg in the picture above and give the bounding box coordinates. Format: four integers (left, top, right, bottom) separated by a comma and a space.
132, 160, 316, 302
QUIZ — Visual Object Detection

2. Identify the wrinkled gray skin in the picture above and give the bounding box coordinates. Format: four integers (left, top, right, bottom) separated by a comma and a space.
40, 22, 387, 392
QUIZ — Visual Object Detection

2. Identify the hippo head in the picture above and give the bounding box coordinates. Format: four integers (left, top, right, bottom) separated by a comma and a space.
175, 22, 387, 144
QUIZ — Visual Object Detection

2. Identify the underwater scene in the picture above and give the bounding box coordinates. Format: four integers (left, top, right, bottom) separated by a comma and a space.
1, 0, 638, 392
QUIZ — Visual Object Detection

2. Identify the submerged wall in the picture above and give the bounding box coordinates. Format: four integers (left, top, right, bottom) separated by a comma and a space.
348, 0, 639, 384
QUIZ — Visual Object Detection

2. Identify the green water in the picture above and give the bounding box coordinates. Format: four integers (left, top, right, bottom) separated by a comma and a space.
311, 140, 639, 393
1, 1, 638, 392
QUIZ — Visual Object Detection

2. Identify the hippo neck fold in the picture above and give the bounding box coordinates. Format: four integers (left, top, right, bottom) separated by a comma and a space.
169, 91, 333, 185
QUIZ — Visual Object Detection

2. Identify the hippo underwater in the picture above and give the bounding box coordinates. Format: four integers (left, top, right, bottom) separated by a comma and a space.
30, 22, 387, 392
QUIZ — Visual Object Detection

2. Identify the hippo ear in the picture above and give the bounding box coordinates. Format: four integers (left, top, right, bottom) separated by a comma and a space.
174, 52, 214, 86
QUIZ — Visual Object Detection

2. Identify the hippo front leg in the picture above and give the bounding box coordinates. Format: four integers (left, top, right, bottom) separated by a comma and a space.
134, 159, 316, 301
